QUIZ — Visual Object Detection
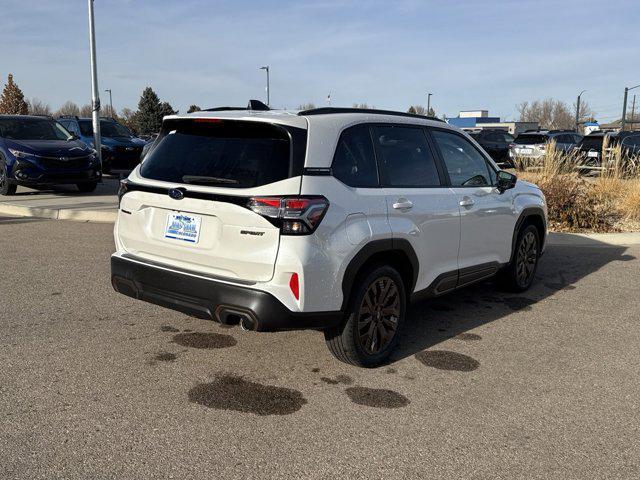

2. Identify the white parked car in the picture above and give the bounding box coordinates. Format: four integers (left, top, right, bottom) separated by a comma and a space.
112, 105, 547, 367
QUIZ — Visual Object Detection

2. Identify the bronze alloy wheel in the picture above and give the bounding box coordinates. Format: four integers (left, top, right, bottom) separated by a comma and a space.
516, 231, 538, 287
357, 276, 401, 355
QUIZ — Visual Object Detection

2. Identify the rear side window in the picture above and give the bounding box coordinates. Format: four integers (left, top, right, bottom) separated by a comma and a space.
371, 125, 441, 187
78, 120, 93, 136
140, 119, 297, 188
331, 124, 378, 187
431, 129, 495, 187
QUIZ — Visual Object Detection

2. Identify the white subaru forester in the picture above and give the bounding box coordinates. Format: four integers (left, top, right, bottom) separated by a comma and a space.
112, 104, 547, 367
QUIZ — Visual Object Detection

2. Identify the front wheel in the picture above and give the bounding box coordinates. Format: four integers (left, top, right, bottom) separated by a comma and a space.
0, 159, 17, 196
324, 265, 406, 367
499, 224, 540, 292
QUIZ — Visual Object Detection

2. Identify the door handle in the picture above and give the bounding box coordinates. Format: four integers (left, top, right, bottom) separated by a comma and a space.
459, 197, 475, 207
393, 199, 413, 210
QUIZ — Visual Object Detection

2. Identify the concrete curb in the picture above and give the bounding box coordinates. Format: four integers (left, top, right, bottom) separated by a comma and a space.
0, 203, 116, 223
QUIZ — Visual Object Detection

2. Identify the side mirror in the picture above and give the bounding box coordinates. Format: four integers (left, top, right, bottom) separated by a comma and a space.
496, 170, 517, 192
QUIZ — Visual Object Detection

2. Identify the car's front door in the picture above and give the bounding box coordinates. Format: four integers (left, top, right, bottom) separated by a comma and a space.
370, 124, 461, 294
429, 128, 516, 272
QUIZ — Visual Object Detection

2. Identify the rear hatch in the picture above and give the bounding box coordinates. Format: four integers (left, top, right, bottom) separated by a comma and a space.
117, 117, 306, 283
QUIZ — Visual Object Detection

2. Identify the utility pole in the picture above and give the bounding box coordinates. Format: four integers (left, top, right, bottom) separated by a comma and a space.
620, 84, 640, 131
427, 93, 433, 115
621, 87, 629, 132
104, 89, 113, 118
631, 94, 636, 130
87, 0, 102, 167
260, 66, 270, 107
575, 90, 586, 133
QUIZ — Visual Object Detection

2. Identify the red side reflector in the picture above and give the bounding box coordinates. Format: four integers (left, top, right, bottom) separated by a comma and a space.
194, 118, 222, 123
289, 273, 300, 300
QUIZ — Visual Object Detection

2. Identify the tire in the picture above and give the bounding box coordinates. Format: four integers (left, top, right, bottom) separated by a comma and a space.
77, 182, 98, 193
324, 264, 406, 367
499, 224, 540, 292
0, 159, 17, 196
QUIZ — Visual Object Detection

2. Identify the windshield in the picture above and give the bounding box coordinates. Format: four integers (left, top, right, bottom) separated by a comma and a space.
77, 120, 132, 138
140, 119, 294, 188
0, 117, 72, 141
514, 134, 547, 145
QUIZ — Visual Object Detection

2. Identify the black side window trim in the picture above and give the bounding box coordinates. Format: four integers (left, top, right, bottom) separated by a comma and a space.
426, 127, 499, 188
369, 123, 447, 188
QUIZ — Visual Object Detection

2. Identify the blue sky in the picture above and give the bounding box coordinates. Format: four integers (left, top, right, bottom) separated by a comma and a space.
1, 0, 638, 121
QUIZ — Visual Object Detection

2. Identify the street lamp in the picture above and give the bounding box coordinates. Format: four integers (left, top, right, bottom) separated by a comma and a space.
621, 83, 640, 131
260, 66, 270, 107
87, 0, 102, 167
104, 89, 113, 118
427, 93, 433, 115
575, 90, 586, 132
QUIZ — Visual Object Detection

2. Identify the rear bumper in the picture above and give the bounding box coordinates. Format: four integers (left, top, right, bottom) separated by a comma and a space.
110, 254, 342, 332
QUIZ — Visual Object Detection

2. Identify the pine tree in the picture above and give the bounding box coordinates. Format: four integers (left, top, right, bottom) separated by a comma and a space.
0, 74, 29, 114
187, 105, 201, 113
159, 101, 178, 119
135, 87, 162, 134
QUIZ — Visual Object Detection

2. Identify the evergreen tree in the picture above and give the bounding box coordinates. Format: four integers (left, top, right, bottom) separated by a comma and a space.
0, 74, 28, 114
135, 87, 162, 134
159, 101, 178, 119
187, 105, 201, 113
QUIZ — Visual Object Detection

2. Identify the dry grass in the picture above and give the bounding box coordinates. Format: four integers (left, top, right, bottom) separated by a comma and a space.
513, 138, 640, 232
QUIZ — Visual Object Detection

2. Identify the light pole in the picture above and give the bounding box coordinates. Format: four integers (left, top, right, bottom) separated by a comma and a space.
621, 83, 640, 131
427, 93, 433, 115
104, 89, 113, 118
575, 90, 586, 133
260, 66, 270, 107
87, 0, 102, 167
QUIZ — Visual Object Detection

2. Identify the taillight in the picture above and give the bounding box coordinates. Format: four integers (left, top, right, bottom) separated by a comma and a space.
247, 196, 329, 235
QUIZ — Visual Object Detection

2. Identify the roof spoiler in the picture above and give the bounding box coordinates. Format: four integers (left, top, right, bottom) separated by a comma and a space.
203, 99, 270, 113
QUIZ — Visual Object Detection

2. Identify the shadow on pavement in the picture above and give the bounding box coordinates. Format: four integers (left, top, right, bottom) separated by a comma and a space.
391, 235, 635, 364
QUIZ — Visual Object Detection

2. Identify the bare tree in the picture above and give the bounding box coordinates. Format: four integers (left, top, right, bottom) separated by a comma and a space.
27, 98, 51, 116
79, 103, 93, 117
55, 101, 80, 117
516, 98, 574, 130
407, 105, 436, 117
352, 103, 375, 109
297, 103, 316, 110
119, 107, 138, 134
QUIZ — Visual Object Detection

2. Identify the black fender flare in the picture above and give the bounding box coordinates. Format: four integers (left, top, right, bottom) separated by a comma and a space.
340, 238, 419, 311
510, 207, 547, 263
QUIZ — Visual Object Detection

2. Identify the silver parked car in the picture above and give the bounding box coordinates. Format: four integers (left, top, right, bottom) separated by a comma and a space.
509, 130, 582, 161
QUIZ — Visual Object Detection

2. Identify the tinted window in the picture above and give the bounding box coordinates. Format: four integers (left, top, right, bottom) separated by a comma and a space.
623, 135, 640, 147
78, 120, 93, 136
431, 129, 494, 187
580, 136, 604, 149
331, 124, 378, 187
0, 118, 72, 141
371, 125, 441, 187
514, 134, 548, 145
140, 119, 294, 188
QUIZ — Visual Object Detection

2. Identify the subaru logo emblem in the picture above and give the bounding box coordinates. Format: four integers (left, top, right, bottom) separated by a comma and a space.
168, 188, 184, 200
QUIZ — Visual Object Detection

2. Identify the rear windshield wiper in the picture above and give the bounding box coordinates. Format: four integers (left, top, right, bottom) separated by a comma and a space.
182, 175, 239, 185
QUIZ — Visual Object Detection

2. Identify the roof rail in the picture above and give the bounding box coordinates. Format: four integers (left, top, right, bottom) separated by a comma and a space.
57, 115, 79, 119
297, 107, 444, 122
203, 99, 270, 113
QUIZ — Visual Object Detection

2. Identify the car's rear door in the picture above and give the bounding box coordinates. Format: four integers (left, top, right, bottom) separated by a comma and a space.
429, 128, 516, 272
117, 118, 304, 283
372, 124, 461, 293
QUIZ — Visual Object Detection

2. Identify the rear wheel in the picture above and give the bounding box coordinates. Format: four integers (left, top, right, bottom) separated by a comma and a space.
324, 265, 406, 367
0, 159, 17, 196
499, 224, 540, 292
77, 182, 98, 193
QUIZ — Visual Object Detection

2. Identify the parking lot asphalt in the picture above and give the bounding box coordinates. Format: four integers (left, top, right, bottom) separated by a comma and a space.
1, 216, 639, 480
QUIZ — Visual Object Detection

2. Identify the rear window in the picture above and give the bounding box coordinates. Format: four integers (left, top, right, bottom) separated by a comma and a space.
579, 136, 604, 149
140, 119, 301, 188
514, 134, 547, 145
